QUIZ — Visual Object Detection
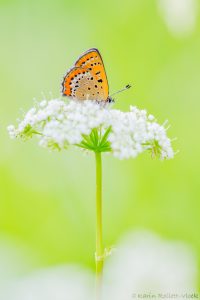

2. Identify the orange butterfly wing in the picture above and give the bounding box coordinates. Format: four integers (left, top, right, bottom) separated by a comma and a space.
62, 48, 109, 102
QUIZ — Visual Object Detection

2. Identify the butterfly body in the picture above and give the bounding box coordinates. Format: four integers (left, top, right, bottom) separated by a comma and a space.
62, 48, 113, 103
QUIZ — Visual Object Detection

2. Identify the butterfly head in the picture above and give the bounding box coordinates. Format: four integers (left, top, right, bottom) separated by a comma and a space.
107, 96, 115, 103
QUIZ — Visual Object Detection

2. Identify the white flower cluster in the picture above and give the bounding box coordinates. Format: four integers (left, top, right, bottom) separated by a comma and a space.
7, 99, 174, 160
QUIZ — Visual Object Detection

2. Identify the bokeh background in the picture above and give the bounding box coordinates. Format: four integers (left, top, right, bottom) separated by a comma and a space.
0, 0, 200, 291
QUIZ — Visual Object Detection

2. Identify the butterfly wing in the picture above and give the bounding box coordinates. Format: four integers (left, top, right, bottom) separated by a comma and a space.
62, 48, 109, 101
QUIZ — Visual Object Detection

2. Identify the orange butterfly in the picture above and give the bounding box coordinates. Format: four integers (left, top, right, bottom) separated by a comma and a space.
61, 48, 130, 103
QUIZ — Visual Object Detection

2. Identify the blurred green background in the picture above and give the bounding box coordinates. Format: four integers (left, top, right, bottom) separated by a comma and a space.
0, 0, 200, 278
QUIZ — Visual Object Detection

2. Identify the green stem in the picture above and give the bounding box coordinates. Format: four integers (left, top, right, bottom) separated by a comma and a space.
95, 152, 104, 300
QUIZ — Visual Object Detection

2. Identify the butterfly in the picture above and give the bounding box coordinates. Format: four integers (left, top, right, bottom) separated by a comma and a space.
61, 48, 131, 103
61, 48, 113, 102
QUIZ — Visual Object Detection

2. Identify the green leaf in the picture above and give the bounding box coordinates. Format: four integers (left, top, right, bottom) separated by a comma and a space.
79, 126, 112, 153
82, 134, 94, 147
92, 129, 99, 146
143, 139, 162, 159
20, 124, 42, 140
78, 141, 95, 151
99, 126, 112, 147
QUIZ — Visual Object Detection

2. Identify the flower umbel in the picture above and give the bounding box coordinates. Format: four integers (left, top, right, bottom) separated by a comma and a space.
7, 99, 174, 160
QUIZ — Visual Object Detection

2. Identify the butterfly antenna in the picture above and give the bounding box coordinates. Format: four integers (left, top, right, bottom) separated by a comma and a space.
110, 84, 131, 97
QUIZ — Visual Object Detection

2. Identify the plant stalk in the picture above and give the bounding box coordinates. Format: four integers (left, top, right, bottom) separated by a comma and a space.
95, 152, 104, 299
